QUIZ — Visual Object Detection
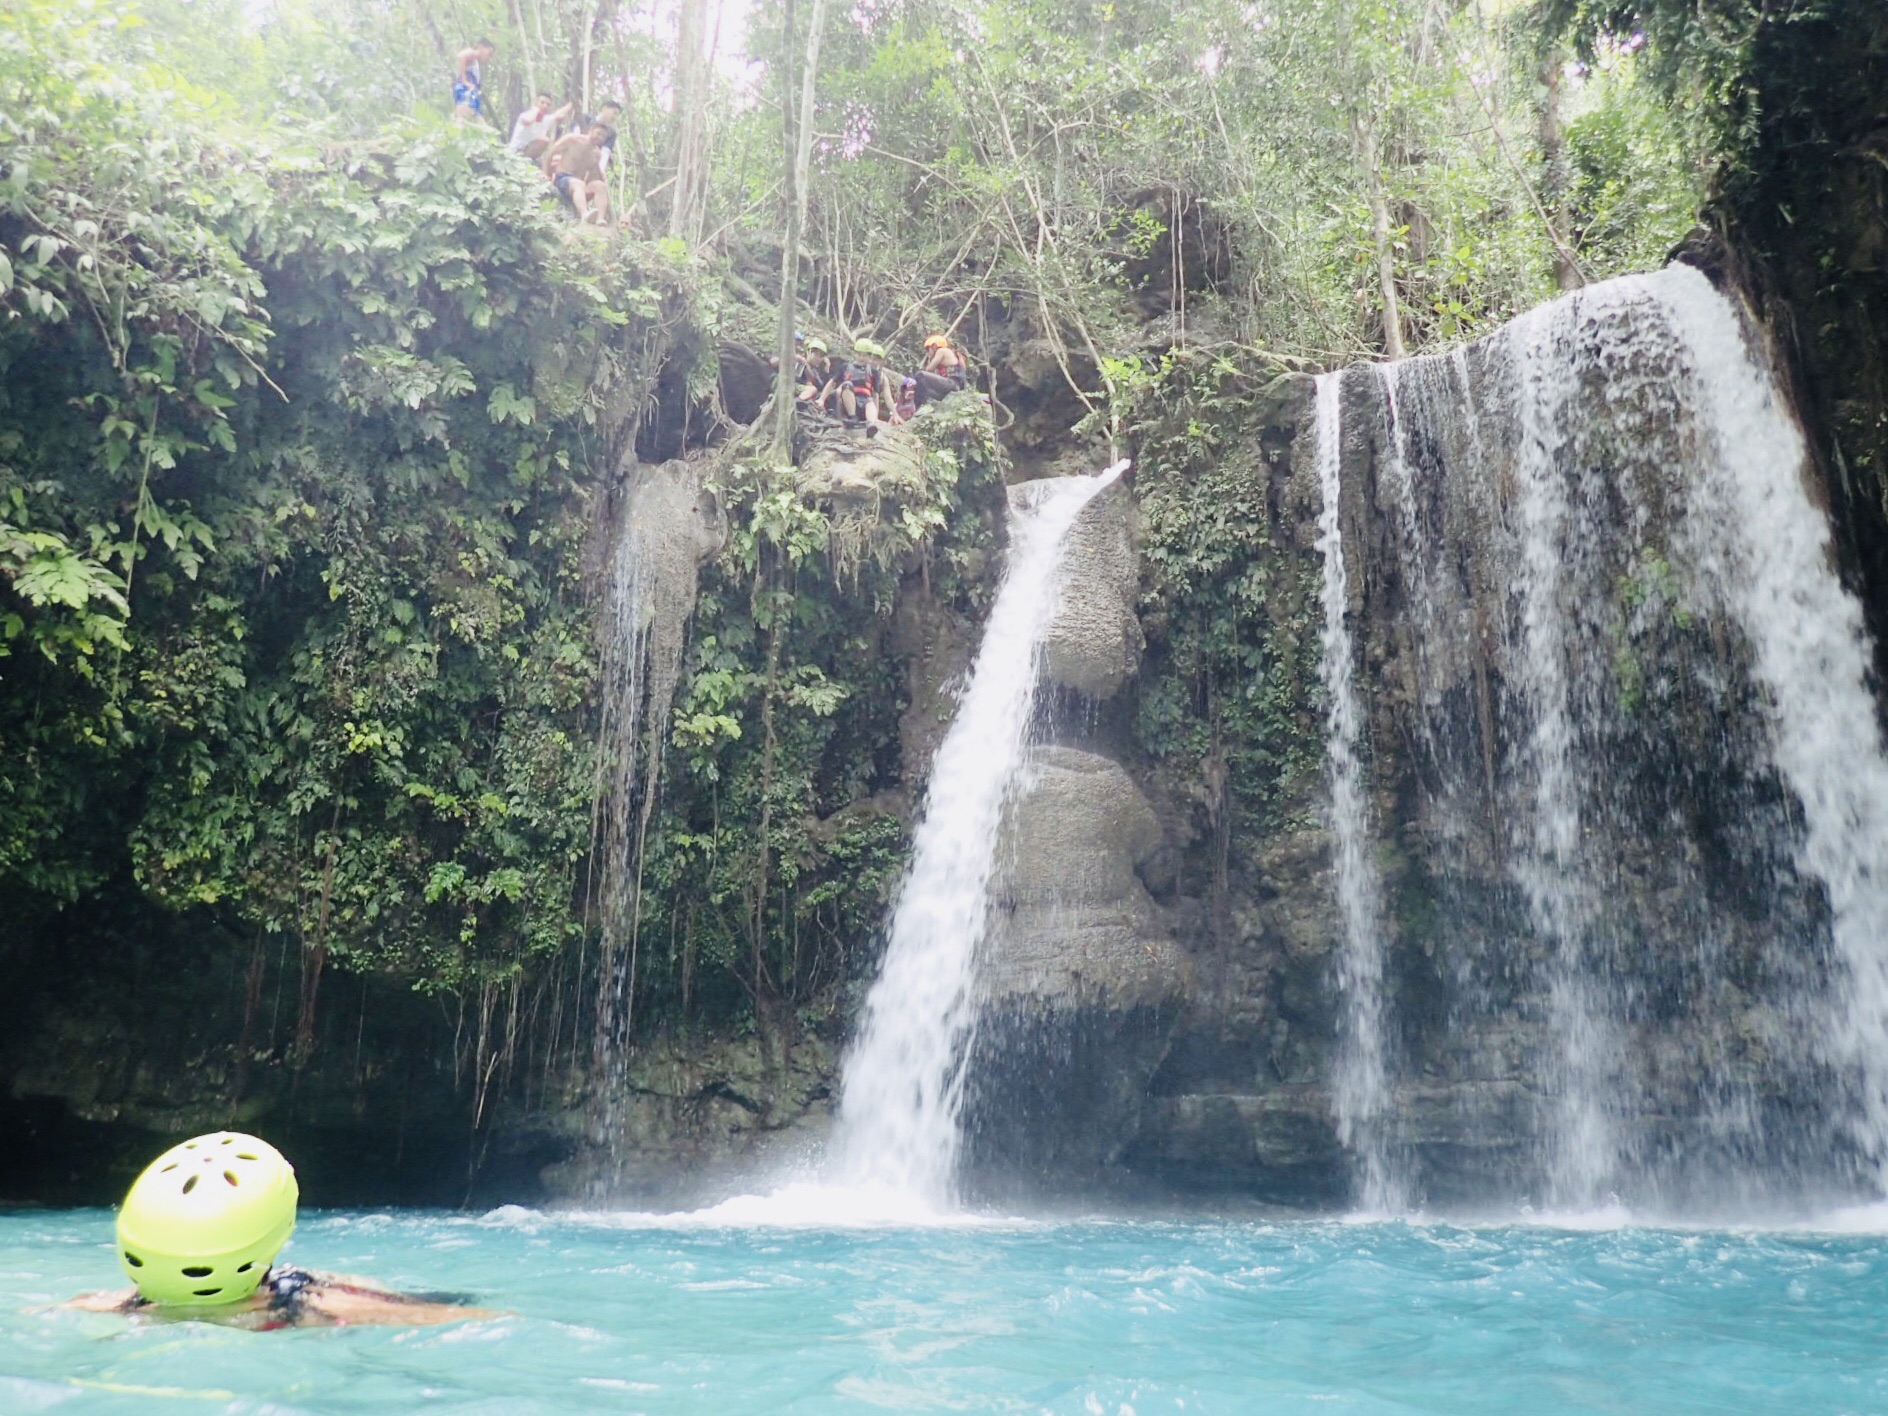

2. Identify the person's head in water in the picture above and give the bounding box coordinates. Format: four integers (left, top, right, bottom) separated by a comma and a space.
116, 1132, 297, 1308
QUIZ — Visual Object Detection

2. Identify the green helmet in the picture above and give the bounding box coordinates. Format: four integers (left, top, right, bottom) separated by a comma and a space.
853, 338, 886, 359
116, 1132, 298, 1306
805, 336, 828, 354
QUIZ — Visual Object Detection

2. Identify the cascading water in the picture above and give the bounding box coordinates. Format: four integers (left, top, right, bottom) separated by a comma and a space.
831, 462, 1129, 1207
1327, 260, 1888, 1211
1313, 373, 1402, 1212
590, 461, 719, 1175
1506, 289, 1634, 1206
1655, 265, 1888, 1188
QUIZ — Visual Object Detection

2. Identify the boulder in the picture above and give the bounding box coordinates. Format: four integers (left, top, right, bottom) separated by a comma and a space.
795, 420, 927, 505
717, 341, 775, 425
959, 746, 1191, 1195
1008, 476, 1143, 699
983, 746, 1189, 1011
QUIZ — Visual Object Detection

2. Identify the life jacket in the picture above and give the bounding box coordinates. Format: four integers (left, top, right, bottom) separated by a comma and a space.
845, 361, 879, 396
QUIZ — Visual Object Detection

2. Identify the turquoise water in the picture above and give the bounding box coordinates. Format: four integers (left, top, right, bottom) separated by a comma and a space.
5, 1208, 1888, 1413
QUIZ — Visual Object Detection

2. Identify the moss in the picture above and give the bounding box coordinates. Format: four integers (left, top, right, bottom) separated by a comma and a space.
1125, 353, 1325, 837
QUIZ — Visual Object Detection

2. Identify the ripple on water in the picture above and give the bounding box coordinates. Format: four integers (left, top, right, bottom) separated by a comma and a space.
5, 1211, 1888, 1414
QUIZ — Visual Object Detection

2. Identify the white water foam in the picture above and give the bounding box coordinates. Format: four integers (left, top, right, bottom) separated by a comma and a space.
1314, 374, 1402, 1212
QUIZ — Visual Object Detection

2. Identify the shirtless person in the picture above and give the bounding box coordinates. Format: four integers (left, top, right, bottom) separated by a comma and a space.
61, 1132, 495, 1330
452, 39, 496, 123
544, 124, 612, 224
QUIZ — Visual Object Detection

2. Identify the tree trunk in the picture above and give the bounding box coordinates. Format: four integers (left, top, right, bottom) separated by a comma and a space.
1354, 112, 1406, 360
507, 0, 535, 102
1539, 47, 1580, 292
771, 0, 801, 463
668, 0, 713, 243
771, 0, 830, 462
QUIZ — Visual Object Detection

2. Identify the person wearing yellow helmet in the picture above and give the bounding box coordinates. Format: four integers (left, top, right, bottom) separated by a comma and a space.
62, 1132, 496, 1329
817, 338, 900, 435
796, 335, 833, 402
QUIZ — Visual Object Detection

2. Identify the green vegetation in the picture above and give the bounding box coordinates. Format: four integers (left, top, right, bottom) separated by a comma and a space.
1, 1, 694, 1044
0, 0, 1747, 1092
1128, 353, 1324, 838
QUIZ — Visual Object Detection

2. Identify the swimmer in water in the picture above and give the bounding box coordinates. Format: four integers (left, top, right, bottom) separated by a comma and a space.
60, 1132, 496, 1329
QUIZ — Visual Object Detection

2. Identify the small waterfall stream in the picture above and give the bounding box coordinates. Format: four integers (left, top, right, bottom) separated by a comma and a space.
1313, 374, 1401, 1211
832, 462, 1129, 1207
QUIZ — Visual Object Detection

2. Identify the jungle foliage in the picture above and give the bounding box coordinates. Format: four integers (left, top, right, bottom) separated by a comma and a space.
0, 0, 693, 1036
0, 0, 1733, 1076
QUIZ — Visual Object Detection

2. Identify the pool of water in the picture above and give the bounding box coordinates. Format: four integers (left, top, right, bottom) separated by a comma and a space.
4, 1206, 1888, 1413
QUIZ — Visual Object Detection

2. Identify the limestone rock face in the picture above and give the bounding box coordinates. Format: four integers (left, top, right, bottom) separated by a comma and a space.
982, 746, 1189, 1011
964, 745, 1191, 1194
1008, 476, 1144, 699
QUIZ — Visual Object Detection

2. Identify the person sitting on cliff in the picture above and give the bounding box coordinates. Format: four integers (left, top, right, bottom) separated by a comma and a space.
911, 332, 969, 406
797, 336, 834, 403
895, 374, 919, 422
544, 129, 611, 224
509, 93, 575, 161
819, 339, 898, 435
578, 100, 623, 174
60, 1132, 496, 1330
452, 39, 496, 123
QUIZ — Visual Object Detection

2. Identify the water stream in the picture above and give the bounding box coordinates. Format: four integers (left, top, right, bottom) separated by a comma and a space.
1313, 374, 1401, 1211
831, 462, 1129, 1207
1656, 264, 1888, 1188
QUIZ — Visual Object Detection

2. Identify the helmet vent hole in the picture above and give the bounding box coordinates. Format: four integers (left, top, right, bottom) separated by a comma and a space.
237, 1261, 255, 1273
182, 1174, 199, 1194
192, 1287, 222, 1297
161, 1163, 179, 1173
182, 1265, 213, 1278
124, 1253, 144, 1268
223, 1171, 240, 1186
236, 1153, 258, 1161
220, 1137, 233, 1146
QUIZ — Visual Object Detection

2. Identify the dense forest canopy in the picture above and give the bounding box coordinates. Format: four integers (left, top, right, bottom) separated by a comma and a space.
0, 0, 1831, 1080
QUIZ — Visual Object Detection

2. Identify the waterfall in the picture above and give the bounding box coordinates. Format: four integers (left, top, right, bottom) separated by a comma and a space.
1505, 290, 1633, 1206
1326, 260, 1888, 1210
1654, 264, 1888, 1188
1314, 374, 1402, 1211
832, 462, 1129, 1206
590, 461, 718, 1171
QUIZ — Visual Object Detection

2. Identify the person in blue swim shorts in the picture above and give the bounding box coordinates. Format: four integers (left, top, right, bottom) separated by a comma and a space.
452, 38, 496, 121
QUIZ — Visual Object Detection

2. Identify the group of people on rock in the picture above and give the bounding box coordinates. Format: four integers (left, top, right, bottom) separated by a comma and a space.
449, 41, 981, 405
452, 40, 623, 226
794, 333, 972, 435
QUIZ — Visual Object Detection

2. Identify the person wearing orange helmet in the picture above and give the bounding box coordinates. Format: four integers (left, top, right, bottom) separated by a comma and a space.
912, 332, 969, 407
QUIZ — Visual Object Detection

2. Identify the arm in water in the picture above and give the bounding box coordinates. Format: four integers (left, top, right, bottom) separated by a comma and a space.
57, 1131, 498, 1329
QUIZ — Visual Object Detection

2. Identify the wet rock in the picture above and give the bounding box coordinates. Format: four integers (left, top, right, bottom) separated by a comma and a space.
1008, 476, 1144, 700
960, 746, 1191, 1194
983, 746, 1189, 1011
